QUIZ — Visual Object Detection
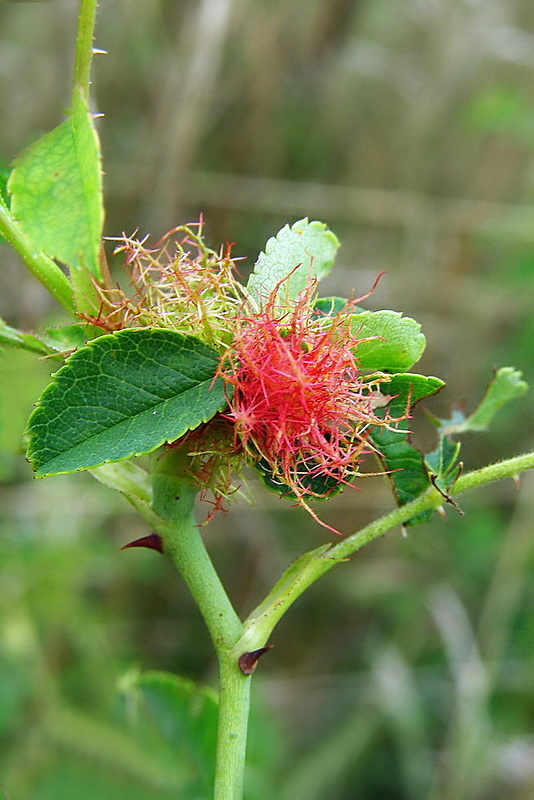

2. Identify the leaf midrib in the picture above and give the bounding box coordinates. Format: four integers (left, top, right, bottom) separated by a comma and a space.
34, 373, 223, 460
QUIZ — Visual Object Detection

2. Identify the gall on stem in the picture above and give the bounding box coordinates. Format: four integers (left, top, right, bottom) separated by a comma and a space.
219, 278, 404, 534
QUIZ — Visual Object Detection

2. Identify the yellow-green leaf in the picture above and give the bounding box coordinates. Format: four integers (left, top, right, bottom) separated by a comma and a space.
8, 86, 103, 279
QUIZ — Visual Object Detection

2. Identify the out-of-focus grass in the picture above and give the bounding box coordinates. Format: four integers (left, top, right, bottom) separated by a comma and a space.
1, 0, 534, 797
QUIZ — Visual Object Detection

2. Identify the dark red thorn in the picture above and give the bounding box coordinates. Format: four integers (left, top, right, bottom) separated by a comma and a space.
238, 645, 274, 675
120, 533, 163, 553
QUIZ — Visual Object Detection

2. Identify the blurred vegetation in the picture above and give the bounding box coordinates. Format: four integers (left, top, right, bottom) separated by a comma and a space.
1, 0, 534, 798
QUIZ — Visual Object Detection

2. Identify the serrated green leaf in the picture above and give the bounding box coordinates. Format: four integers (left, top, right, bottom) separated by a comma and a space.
370, 373, 444, 526
429, 367, 527, 438
0, 321, 93, 358
26, 329, 228, 477
247, 218, 339, 307
8, 86, 103, 279
352, 310, 426, 371
382, 373, 444, 413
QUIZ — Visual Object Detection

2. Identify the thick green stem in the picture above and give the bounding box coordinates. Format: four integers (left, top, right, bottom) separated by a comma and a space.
73, 0, 100, 101
213, 654, 252, 800
150, 449, 252, 799
151, 450, 242, 649
0, 203, 75, 316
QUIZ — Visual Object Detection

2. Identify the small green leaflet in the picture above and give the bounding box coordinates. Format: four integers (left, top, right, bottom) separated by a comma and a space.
41, 323, 92, 353
27, 329, 228, 477
247, 218, 340, 308
424, 366, 527, 494
369, 373, 444, 526
8, 86, 103, 279
352, 310, 426, 372
438, 367, 527, 434
0, 319, 91, 358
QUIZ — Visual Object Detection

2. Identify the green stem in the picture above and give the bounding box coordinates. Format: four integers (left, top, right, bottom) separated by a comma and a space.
0, 203, 75, 316
151, 450, 242, 649
70, 0, 107, 316
448, 452, 533, 494
330, 452, 534, 562
73, 0, 100, 101
150, 449, 251, 799
213, 654, 252, 800
141, 449, 534, 800
239, 452, 534, 650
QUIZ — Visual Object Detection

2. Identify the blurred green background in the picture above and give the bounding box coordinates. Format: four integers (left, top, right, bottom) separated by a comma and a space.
1, 1, 533, 798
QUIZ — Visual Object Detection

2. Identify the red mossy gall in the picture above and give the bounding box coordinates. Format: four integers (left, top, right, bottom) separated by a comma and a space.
220, 282, 394, 529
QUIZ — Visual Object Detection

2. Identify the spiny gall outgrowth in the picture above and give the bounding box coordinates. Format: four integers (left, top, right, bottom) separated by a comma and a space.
220, 282, 397, 527
86, 222, 247, 347
166, 416, 248, 523
83, 223, 404, 531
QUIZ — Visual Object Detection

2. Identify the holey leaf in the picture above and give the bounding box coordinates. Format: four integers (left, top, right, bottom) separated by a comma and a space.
247, 218, 340, 308
26, 329, 228, 478
8, 86, 103, 279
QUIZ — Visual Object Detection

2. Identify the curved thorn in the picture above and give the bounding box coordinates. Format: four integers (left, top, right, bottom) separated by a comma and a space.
238, 645, 274, 675
120, 533, 163, 553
